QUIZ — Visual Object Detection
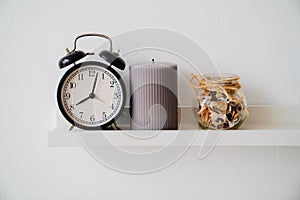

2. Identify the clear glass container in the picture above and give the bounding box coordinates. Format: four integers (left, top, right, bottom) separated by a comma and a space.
191, 73, 248, 130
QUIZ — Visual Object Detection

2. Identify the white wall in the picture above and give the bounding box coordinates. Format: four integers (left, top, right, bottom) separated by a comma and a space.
0, 0, 300, 199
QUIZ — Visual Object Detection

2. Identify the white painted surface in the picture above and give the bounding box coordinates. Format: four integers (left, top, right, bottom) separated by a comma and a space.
48, 106, 300, 147
1, 0, 300, 199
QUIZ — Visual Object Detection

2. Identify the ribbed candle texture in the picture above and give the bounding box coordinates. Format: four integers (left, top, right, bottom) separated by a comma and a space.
130, 61, 178, 130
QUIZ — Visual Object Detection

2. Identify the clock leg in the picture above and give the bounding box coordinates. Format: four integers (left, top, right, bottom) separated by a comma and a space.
69, 125, 75, 131
101, 121, 121, 130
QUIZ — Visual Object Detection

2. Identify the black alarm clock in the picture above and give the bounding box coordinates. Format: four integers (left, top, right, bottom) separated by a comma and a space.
57, 33, 126, 130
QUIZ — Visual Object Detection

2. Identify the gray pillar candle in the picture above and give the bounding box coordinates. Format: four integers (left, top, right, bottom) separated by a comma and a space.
130, 60, 178, 130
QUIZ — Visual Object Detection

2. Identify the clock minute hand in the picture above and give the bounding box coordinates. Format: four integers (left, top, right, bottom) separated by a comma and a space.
91, 72, 99, 94
75, 96, 90, 106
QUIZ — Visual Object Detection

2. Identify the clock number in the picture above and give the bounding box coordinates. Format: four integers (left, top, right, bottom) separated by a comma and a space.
70, 104, 74, 111
89, 70, 96, 77
102, 73, 105, 80
70, 82, 76, 89
65, 93, 71, 99
110, 103, 114, 110
102, 112, 107, 120
114, 92, 120, 99
78, 74, 84, 80
110, 80, 115, 87
90, 115, 95, 122
79, 112, 83, 118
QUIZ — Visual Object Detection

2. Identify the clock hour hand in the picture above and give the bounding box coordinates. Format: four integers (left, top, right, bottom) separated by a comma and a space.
75, 96, 90, 106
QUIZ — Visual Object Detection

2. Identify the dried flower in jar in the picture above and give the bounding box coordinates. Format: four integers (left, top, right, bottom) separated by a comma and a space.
190, 73, 248, 130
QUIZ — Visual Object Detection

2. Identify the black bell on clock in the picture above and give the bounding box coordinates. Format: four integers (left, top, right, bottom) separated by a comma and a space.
99, 50, 126, 70
58, 50, 88, 69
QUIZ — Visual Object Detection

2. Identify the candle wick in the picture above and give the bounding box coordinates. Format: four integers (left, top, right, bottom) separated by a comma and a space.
152, 58, 155, 64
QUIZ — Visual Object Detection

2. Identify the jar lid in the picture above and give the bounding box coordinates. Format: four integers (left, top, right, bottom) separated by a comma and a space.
190, 73, 241, 91
203, 73, 240, 83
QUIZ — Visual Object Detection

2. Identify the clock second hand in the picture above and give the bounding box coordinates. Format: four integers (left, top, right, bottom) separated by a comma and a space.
94, 94, 106, 103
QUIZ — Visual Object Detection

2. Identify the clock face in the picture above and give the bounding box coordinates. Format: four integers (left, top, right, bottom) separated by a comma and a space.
57, 61, 125, 130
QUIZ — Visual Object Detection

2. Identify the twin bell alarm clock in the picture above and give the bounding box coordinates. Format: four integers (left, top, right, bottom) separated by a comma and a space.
57, 33, 126, 130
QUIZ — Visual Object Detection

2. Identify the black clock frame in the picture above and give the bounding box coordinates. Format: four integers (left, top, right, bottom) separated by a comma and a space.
57, 61, 126, 130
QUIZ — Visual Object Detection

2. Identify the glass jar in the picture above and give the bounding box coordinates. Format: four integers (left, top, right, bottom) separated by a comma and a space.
191, 73, 248, 130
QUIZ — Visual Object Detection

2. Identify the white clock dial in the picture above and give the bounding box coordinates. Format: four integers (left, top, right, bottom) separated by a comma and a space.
58, 63, 125, 129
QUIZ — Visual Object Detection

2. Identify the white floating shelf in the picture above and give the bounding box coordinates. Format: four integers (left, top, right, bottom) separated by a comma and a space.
48, 106, 300, 147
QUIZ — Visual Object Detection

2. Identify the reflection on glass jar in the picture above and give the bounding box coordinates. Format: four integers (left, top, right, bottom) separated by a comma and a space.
191, 73, 249, 130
